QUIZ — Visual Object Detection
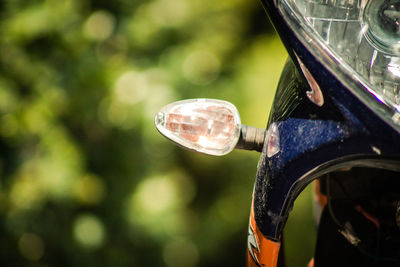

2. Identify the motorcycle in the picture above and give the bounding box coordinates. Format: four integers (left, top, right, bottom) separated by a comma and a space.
155, 0, 400, 266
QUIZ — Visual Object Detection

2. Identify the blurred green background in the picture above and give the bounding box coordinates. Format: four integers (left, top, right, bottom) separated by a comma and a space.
0, 0, 315, 266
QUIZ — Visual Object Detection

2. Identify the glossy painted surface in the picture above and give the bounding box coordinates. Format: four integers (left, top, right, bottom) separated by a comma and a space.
253, 0, 400, 242
248, 193, 281, 267
256, 58, 400, 239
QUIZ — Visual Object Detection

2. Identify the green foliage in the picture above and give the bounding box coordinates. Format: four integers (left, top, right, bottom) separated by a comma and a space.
0, 0, 311, 266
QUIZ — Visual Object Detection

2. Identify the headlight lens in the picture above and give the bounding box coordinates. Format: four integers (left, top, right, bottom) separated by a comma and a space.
278, 0, 400, 130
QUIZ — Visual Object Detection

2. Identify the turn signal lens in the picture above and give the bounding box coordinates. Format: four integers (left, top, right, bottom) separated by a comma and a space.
155, 99, 241, 156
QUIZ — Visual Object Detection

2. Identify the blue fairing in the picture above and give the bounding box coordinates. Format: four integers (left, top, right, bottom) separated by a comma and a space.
252, 8, 400, 239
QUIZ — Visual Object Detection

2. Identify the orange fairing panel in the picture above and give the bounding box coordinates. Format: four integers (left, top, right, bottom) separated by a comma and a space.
247, 197, 281, 267
314, 179, 327, 208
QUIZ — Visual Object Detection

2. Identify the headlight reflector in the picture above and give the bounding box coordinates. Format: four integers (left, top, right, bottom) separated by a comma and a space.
365, 0, 400, 54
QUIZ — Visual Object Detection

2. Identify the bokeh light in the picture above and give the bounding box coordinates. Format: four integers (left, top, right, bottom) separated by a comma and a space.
183, 50, 221, 85
73, 214, 106, 250
126, 171, 196, 237
150, 0, 189, 28
73, 174, 106, 205
114, 71, 148, 105
83, 10, 116, 41
18, 233, 45, 261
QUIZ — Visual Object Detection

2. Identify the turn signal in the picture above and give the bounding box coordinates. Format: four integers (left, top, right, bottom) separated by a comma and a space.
155, 99, 241, 156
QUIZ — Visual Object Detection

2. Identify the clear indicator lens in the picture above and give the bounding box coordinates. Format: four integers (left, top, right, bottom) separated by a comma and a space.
155, 99, 241, 156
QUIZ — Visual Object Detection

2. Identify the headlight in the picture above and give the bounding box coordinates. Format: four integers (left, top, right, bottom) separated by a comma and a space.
277, 0, 400, 131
